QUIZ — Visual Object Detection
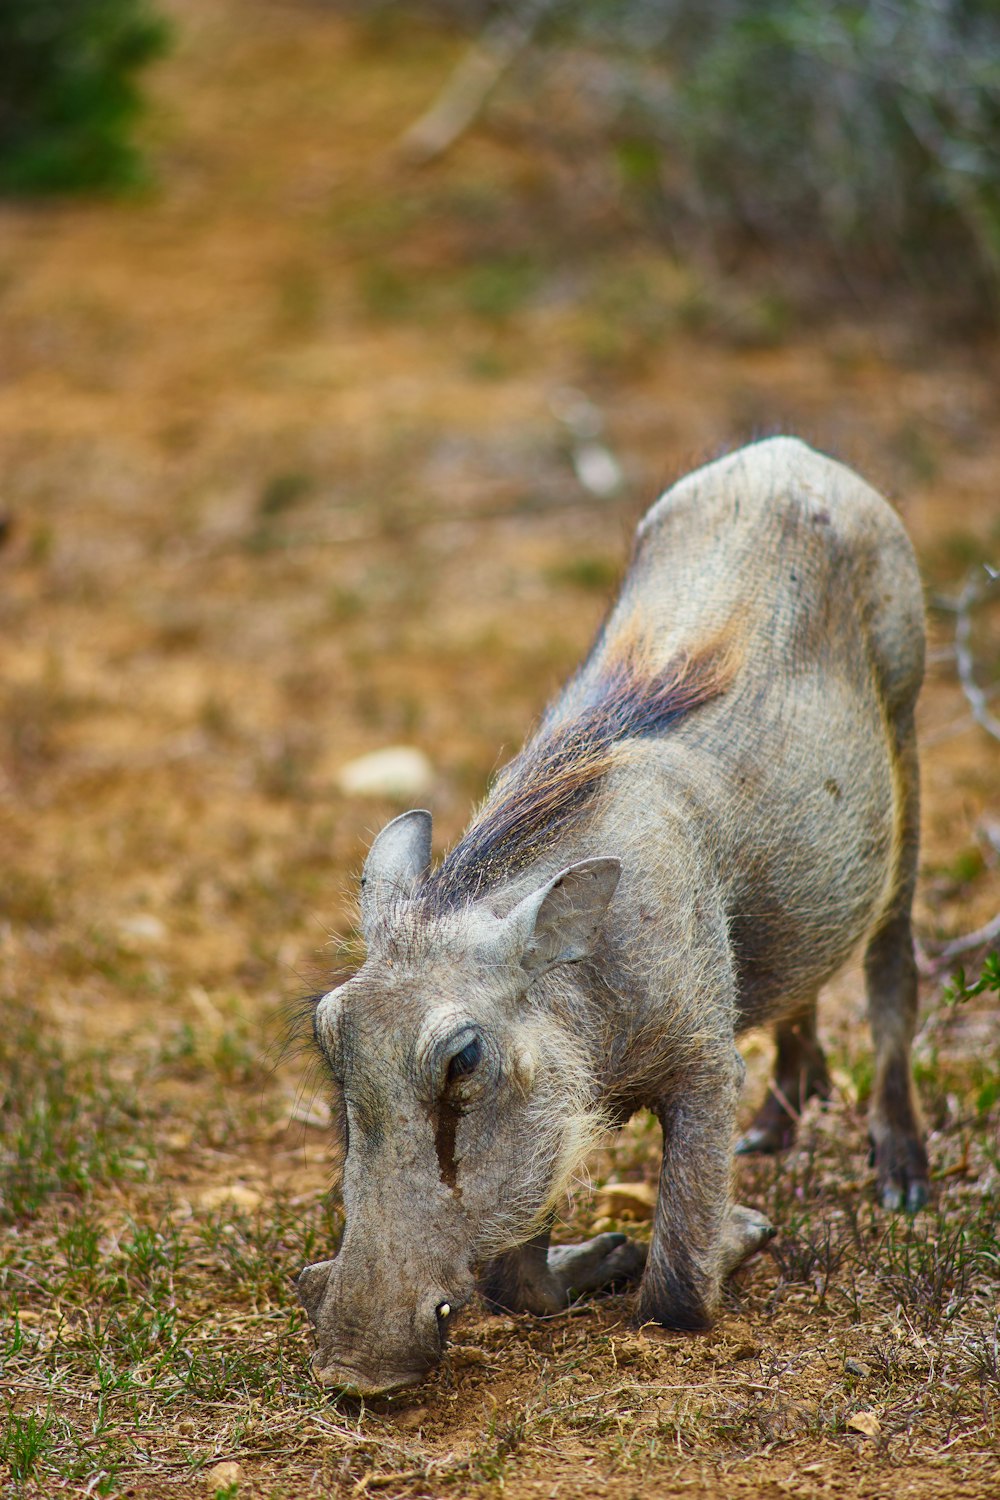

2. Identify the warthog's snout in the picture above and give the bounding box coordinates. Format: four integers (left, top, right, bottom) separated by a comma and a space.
296, 1257, 469, 1396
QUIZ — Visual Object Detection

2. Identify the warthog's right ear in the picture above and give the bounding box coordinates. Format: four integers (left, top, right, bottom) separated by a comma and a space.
502, 857, 622, 977
361, 809, 433, 935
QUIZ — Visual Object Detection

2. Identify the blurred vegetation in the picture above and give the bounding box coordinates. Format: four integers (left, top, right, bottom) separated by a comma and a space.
390, 0, 1000, 318
0, 0, 169, 194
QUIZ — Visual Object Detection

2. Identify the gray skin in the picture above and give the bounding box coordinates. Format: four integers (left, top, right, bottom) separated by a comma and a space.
298, 437, 928, 1396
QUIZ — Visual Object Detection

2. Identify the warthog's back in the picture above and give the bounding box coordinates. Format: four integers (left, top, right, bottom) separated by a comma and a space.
627, 436, 923, 707
562, 437, 925, 1023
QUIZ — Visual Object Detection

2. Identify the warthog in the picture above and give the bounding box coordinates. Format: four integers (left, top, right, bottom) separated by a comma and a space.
298, 436, 928, 1395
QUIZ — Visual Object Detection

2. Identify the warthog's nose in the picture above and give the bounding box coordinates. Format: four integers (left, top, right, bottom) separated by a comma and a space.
311, 1356, 427, 1396
309, 1297, 454, 1396
419, 1292, 457, 1354
298, 1267, 468, 1395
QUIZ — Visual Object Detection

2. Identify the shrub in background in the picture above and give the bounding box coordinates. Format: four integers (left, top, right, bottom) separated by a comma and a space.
0, 0, 170, 194
601, 0, 1000, 304
397, 0, 1000, 313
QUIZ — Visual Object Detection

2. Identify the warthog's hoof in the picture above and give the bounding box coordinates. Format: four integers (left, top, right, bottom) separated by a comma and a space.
879, 1179, 928, 1214
869, 1128, 929, 1214
736, 1062, 832, 1156
735, 1119, 797, 1156
548, 1233, 648, 1301
720, 1205, 776, 1278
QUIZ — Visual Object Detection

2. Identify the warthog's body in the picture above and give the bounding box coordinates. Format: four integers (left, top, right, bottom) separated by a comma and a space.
299, 437, 927, 1394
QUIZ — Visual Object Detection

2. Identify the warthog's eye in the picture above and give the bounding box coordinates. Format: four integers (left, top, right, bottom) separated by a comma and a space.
446, 1036, 481, 1084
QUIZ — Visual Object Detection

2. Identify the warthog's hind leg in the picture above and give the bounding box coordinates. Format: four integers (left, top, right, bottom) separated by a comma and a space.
865, 913, 928, 1212
865, 718, 928, 1213
735, 997, 831, 1156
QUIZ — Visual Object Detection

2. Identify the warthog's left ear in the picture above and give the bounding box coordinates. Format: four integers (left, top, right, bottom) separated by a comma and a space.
361, 809, 433, 935
503, 858, 621, 977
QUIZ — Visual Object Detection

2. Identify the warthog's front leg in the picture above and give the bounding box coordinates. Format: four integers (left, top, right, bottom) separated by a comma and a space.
638, 1055, 771, 1330
480, 1228, 645, 1315
718, 1203, 776, 1276
480, 1202, 771, 1320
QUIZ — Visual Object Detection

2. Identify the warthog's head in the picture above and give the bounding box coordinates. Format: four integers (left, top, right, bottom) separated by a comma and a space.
297, 810, 619, 1395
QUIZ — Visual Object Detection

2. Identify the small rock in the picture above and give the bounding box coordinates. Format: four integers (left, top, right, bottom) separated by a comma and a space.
205, 1460, 242, 1489
845, 1357, 871, 1379
448, 1345, 489, 1369
573, 441, 624, 498
609, 1334, 653, 1368
118, 914, 167, 945
336, 746, 433, 800
394, 1406, 428, 1431
637, 1322, 679, 1345
847, 1410, 881, 1438
198, 1184, 262, 1213
594, 1181, 657, 1221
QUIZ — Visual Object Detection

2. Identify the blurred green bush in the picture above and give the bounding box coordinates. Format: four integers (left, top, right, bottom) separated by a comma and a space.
403, 0, 1000, 311
0, 0, 170, 194
609, 0, 1000, 302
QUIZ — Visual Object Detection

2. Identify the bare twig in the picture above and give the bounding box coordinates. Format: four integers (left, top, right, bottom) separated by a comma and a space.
921, 697, 999, 746
935, 912, 1000, 966
953, 567, 1000, 742
917, 912, 1000, 979
398, 0, 556, 164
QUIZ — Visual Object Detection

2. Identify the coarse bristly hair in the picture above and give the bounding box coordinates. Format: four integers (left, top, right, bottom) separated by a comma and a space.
420, 632, 738, 910
474, 1014, 614, 1258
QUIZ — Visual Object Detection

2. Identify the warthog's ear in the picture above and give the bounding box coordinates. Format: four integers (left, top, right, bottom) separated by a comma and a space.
361, 809, 433, 934
503, 858, 621, 977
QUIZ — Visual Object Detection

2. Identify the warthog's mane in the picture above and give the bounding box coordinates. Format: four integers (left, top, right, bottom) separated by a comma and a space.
419, 629, 737, 911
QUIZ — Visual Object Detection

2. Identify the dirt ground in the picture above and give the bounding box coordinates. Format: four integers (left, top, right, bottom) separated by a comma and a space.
1, 2, 998, 1496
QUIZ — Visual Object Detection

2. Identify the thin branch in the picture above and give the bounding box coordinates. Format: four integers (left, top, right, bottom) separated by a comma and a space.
397, 1, 556, 164
935, 912, 1000, 966
921, 683, 1000, 745
953, 568, 1000, 742
916, 911, 1000, 979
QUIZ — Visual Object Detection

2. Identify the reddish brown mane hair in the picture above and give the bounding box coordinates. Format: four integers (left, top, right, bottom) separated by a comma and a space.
420, 636, 737, 908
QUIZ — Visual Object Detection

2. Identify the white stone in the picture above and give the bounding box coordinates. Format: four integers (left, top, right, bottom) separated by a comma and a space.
205, 1461, 243, 1489
118, 914, 166, 944
198, 1184, 262, 1213
336, 746, 433, 799
573, 441, 624, 497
